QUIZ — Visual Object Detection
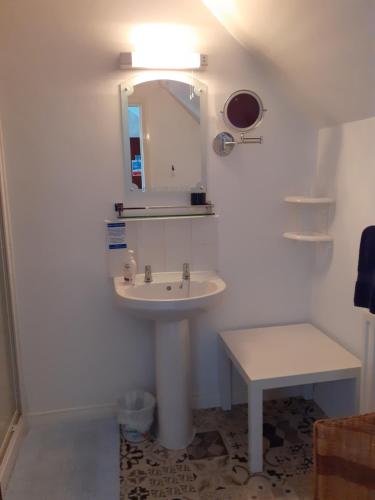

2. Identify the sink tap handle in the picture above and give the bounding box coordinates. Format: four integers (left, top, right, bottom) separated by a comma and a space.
144, 265, 153, 283
182, 262, 190, 280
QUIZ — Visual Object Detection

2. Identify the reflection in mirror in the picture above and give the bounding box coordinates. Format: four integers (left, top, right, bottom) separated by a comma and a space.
122, 79, 205, 193
128, 104, 145, 190
223, 90, 264, 132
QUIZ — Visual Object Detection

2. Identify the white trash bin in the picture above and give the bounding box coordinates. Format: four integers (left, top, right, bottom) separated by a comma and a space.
118, 391, 156, 443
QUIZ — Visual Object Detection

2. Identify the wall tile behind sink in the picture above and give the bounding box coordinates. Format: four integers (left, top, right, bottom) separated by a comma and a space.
192, 243, 217, 272
165, 220, 192, 272
125, 221, 138, 255
137, 220, 166, 273
107, 217, 218, 276
192, 217, 218, 246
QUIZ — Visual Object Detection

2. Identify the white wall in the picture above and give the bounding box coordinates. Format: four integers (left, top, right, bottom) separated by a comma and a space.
0, 0, 317, 415
311, 117, 375, 358
310, 117, 375, 415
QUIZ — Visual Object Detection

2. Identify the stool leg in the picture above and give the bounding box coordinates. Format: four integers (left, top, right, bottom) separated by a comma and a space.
354, 372, 362, 414
219, 341, 232, 411
248, 384, 263, 473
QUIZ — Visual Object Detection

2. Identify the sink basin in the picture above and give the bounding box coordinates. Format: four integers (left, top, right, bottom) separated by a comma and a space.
113, 271, 226, 320
113, 270, 226, 450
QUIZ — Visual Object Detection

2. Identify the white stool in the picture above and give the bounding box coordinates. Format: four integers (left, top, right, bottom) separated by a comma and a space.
219, 323, 362, 473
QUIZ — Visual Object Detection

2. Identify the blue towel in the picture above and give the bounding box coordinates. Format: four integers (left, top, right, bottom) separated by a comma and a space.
354, 226, 375, 313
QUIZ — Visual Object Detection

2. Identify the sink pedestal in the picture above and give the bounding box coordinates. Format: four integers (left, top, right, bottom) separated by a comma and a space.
155, 319, 194, 449
113, 271, 226, 450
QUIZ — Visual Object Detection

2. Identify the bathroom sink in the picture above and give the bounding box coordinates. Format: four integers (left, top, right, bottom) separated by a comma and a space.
113, 270, 226, 451
113, 271, 226, 320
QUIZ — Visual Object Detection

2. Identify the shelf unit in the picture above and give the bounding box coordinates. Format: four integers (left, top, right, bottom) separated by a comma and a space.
283, 196, 334, 242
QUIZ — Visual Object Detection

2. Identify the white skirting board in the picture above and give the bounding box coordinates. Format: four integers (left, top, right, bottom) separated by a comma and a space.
362, 312, 375, 412
24, 386, 311, 428
0, 416, 27, 496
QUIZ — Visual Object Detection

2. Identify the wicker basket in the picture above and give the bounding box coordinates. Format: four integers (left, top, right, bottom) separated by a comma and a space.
313, 413, 375, 499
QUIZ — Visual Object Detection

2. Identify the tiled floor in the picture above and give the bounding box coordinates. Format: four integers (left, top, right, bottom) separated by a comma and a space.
4, 398, 324, 500
5, 417, 119, 500
120, 398, 325, 500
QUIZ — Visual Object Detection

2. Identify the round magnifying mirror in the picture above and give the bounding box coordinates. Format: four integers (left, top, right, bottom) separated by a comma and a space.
222, 90, 264, 132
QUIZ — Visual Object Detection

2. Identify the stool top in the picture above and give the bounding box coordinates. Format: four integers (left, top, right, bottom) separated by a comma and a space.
219, 323, 361, 387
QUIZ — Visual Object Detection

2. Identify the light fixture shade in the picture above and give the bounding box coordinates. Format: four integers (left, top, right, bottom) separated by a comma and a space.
120, 52, 207, 70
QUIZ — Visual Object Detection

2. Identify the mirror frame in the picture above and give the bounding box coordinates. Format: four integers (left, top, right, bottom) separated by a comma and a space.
120, 71, 208, 207
222, 89, 265, 132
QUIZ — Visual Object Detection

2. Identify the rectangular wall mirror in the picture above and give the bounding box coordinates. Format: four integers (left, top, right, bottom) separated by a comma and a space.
120, 73, 207, 207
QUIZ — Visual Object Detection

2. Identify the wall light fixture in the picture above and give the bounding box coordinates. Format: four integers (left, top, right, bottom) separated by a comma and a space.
119, 52, 207, 70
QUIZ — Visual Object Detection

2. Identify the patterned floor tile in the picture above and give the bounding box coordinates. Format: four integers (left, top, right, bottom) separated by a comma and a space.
120, 398, 323, 500
188, 431, 228, 460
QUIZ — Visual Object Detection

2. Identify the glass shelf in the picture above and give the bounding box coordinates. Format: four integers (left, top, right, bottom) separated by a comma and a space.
119, 214, 217, 222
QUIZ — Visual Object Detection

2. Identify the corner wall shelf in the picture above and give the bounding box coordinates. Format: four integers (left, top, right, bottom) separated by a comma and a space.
283, 232, 333, 242
284, 196, 335, 205
283, 195, 334, 243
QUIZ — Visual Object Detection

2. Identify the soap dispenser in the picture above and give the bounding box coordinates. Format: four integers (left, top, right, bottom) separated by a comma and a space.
123, 249, 137, 284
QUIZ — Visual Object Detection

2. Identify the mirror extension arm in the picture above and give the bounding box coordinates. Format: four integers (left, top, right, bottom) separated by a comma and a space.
213, 132, 263, 157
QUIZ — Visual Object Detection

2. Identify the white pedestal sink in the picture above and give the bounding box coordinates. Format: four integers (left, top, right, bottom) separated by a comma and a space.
113, 271, 226, 449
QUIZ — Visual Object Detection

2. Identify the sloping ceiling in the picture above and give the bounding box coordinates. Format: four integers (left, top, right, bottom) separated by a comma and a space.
202, 0, 375, 126
1, 0, 372, 127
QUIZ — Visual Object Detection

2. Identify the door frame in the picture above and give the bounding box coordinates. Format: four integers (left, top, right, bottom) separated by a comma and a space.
0, 120, 27, 494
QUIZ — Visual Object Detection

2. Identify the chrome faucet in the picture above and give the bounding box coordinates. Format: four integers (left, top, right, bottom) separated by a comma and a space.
144, 265, 152, 283
182, 263, 190, 281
